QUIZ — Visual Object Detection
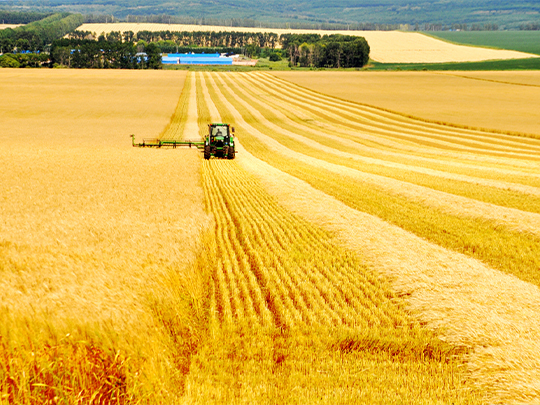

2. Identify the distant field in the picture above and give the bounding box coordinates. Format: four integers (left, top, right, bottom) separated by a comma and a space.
273, 71, 540, 136
428, 31, 540, 56
78, 23, 539, 63
0, 24, 21, 29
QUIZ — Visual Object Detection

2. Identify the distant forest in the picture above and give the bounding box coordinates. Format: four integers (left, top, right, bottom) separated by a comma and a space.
2, 0, 540, 29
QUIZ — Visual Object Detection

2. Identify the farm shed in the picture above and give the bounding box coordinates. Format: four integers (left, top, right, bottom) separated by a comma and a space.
162, 53, 233, 65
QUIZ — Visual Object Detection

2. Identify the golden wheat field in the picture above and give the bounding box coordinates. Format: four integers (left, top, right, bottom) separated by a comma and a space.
273, 71, 540, 136
2, 68, 540, 404
76, 23, 539, 63
0, 69, 213, 403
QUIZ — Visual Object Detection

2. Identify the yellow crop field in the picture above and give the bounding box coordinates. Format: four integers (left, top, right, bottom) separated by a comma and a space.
77, 23, 538, 63
3, 68, 540, 404
0, 69, 213, 402
273, 71, 540, 137
0, 24, 21, 30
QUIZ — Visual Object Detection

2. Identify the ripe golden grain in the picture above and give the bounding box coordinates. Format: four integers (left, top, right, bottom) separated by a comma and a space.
200, 70, 540, 402
273, 71, 540, 137
0, 69, 212, 401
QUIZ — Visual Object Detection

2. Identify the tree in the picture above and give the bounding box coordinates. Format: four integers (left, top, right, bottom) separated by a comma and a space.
145, 43, 162, 69
52, 46, 71, 67
0, 55, 20, 68
244, 43, 259, 58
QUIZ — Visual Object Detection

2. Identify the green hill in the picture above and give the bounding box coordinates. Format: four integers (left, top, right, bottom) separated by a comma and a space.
427, 31, 540, 55
4, 0, 540, 29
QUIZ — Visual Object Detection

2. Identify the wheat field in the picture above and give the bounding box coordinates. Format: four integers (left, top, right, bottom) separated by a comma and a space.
273, 71, 540, 137
2, 68, 540, 404
189, 71, 540, 403
77, 23, 539, 63
0, 69, 213, 403
0, 24, 21, 30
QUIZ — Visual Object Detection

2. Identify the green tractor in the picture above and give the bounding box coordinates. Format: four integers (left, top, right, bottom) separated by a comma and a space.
204, 123, 236, 160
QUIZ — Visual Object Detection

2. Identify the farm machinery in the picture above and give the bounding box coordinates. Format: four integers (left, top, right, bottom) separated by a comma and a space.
131, 123, 236, 160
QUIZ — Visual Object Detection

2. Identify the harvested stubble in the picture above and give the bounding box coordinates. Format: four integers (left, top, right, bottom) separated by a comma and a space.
186, 158, 475, 404
200, 71, 540, 402
224, 73, 540, 216
273, 71, 540, 137
212, 72, 540, 243
164, 71, 476, 404
0, 69, 212, 402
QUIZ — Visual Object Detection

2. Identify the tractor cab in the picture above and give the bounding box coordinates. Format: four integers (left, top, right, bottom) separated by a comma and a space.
204, 123, 236, 160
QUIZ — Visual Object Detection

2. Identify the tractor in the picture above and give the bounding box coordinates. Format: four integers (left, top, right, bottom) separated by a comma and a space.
204, 123, 236, 160
130, 123, 237, 160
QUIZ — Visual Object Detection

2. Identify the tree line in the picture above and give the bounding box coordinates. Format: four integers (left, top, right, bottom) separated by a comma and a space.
0, 11, 52, 24
68, 30, 370, 68
282, 34, 370, 68
50, 38, 162, 69
1, 13, 370, 69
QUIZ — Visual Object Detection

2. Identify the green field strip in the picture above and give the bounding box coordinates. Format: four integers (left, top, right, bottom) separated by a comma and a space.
369, 58, 540, 72
426, 31, 540, 56
219, 74, 540, 214
259, 73, 540, 157
235, 73, 540, 190
207, 73, 540, 291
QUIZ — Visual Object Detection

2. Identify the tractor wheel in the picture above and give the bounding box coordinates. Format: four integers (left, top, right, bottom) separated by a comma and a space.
228, 146, 235, 159
223, 146, 229, 159
204, 145, 211, 160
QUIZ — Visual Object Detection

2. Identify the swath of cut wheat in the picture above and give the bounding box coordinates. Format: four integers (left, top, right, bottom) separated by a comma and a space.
199, 70, 540, 403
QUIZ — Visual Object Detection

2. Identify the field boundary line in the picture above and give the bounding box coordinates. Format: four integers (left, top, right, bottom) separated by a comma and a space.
435, 71, 540, 87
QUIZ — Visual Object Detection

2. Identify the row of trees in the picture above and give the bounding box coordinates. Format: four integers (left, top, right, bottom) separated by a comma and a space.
0, 11, 52, 24
70, 29, 280, 49
282, 34, 370, 68
520, 22, 540, 30
50, 38, 162, 69
130, 30, 280, 49
0, 52, 49, 68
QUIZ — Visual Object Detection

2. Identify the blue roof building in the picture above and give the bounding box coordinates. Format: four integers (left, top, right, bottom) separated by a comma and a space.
162, 53, 233, 65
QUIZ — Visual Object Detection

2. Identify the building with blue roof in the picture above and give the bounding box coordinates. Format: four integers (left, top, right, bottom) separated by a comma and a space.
162, 53, 233, 65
